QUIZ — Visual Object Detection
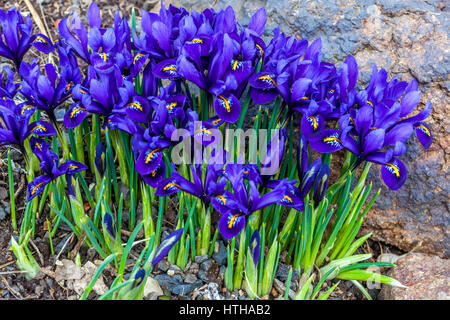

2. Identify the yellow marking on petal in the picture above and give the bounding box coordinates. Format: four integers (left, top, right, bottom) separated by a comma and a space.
152, 170, 156, 177
133, 53, 144, 65
162, 66, 177, 72
366, 100, 373, 106
166, 102, 177, 110
195, 128, 213, 135
308, 116, 318, 130
216, 195, 226, 205
126, 102, 143, 111
2, 97, 5, 101
218, 95, 231, 113
232, 60, 238, 71
301, 96, 309, 100
417, 125, 431, 137
35, 143, 42, 152
163, 183, 181, 190
144, 148, 161, 164
191, 38, 203, 43
385, 162, 400, 178
80, 90, 87, 94
258, 75, 277, 88
228, 214, 243, 229
323, 137, 341, 143
32, 125, 47, 132
66, 83, 72, 91
212, 118, 222, 125
102, 53, 107, 62
256, 44, 264, 57
67, 165, 78, 170
349, 116, 355, 126
70, 107, 87, 118
243, 171, 249, 175
31, 182, 45, 195
283, 195, 293, 203
33, 36, 47, 44
329, 89, 335, 93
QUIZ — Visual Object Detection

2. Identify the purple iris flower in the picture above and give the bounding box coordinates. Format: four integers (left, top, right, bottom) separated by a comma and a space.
83, 66, 134, 122
155, 163, 227, 206
214, 163, 292, 239
248, 28, 309, 104
19, 60, 73, 124
338, 98, 425, 190
0, 99, 56, 155
0, 66, 19, 99
178, 32, 242, 123
26, 137, 87, 201
0, 8, 54, 69
59, 2, 143, 78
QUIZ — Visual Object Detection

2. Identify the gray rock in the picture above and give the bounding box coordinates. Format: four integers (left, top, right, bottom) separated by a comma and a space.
184, 273, 198, 284
195, 255, 209, 264
213, 241, 227, 265
54, 109, 66, 122
200, 260, 213, 272
0, 187, 8, 201
0, 203, 8, 221
276, 263, 299, 290
187, 262, 199, 274
170, 280, 203, 296
379, 253, 449, 300
54, 234, 73, 255
197, 270, 209, 282
167, 264, 183, 276
157, 260, 170, 272
197, 282, 224, 300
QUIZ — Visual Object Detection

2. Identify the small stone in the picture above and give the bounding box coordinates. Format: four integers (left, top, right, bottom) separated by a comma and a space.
157, 260, 170, 272
188, 262, 199, 274
273, 278, 296, 300
184, 273, 197, 284
54, 109, 65, 122
200, 260, 212, 271
213, 241, 227, 265
0, 187, 7, 201
144, 276, 163, 300
377, 253, 402, 264
169, 280, 203, 296
197, 270, 209, 282
54, 234, 73, 255
167, 269, 175, 276
195, 255, 209, 264
34, 285, 44, 297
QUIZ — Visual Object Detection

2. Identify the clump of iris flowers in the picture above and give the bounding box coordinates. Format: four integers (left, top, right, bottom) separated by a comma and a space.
0, 1, 434, 299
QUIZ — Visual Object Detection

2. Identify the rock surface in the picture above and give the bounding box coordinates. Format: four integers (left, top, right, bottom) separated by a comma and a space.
172, 0, 449, 257
379, 253, 449, 300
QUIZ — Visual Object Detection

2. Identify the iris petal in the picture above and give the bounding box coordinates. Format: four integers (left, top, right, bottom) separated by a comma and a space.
214, 93, 240, 123
413, 122, 432, 150
63, 103, 88, 129
309, 129, 344, 153
381, 158, 407, 190
218, 211, 246, 239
